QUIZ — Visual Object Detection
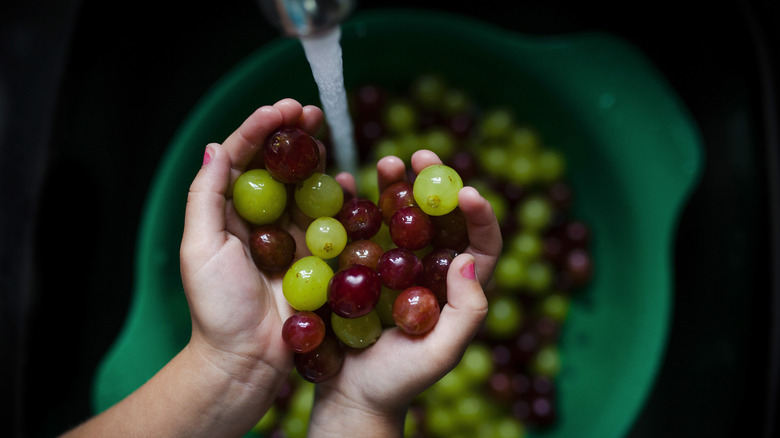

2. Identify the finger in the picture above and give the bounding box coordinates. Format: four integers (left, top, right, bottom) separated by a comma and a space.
222, 105, 285, 175
181, 143, 232, 261
315, 140, 328, 174
428, 253, 488, 366
274, 98, 305, 126
459, 186, 503, 286
376, 155, 406, 193
300, 105, 325, 134
410, 149, 443, 174
335, 171, 357, 198
222, 99, 319, 197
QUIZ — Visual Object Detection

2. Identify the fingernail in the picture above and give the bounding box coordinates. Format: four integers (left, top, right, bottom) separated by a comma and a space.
203, 146, 212, 166
461, 261, 476, 280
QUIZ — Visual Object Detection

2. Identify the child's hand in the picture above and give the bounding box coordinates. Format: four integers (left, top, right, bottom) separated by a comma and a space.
63, 99, 330, 438
310, 150, 503, 436
179, 99, 324, 397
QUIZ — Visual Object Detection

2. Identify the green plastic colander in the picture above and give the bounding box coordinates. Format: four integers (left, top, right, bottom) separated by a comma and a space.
92, 9, 703, 438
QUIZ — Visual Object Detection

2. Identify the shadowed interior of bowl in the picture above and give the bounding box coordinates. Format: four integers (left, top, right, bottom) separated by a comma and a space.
92, 9, 703, 438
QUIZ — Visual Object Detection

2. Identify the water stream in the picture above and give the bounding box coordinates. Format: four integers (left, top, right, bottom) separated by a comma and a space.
299, 27, 358, 177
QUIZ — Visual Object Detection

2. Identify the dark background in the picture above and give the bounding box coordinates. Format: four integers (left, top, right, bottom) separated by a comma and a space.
2, 0, 779, 437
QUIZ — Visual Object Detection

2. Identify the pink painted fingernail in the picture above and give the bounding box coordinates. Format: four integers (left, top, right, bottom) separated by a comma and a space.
461, 261, 476, 280
203, 146, 212, 166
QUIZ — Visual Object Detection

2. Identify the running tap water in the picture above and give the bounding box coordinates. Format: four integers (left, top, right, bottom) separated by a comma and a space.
259, 0, 359, 176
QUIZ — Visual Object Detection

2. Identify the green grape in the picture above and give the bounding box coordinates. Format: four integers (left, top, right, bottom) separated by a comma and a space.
471, 180, 508, 225
517, 194, 554, 231
480, 417, 526, 438
282, 256, 333, 311
295, 173, 344, 219
485, 296, 523, 339
526, 260, 554, 295
251, 404, 278, 434
374, 137, 403, 161
484, 192, 508, 226
281, 383, 314, 438
397, 132, 421, 163
426, 367, 471, 403
370, 222, 395, 251
538, 293, 571, 323
411, 73, 447, 109
509, 230, 544, 260
330, 310, 382, 348
441, 88, 471, 117
531, 344, 562, 377
413, 164, 463, 216
455, 394, 494, 430
232, 168, 287, 225
479, 108, 514, 139
383, 99, 418, 134
536, 148, 567, 183
422, 127, 456, 161
477, 144, 509, 177
403, 409, 418, 438
358, 165, 379, 203
305, 217, 347, 260
375, 286, 401, 326
425, 404, 459, 437
506, 153, 537, 186
508, 125, 540, 155
281, 414, 307, 438
494, 252, 528, 289
459, 343, 494, 385
289, 381, 315, 415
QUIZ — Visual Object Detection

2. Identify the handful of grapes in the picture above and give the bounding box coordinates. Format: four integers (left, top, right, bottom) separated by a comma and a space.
245, 75, 594, 438
232, 126, 470, 384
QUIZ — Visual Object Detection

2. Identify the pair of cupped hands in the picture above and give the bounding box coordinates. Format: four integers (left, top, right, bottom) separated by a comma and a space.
179, 98, 502, 436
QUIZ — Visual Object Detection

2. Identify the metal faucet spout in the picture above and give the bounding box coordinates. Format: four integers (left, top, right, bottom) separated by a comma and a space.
259, 0, 355, 37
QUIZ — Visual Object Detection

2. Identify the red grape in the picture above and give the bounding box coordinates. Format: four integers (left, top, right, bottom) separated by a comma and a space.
547, 181, 573, 211
565, 248, 593, 288
389, 206, 434, 250
542, 234, 566, 266
446, 150, 477, 183
355, 117, 386, 153
294, 335, 344, 383
392, 286, 440, 335
263, 127, 320, 184
337, 197, 382, 240
448, 112, 476, 139
378, 181, 416, 224
328, 264, 382, 318
419, 248, 457, 306
562, 220, 591, 248
338, 239, 384, 271
353, 84, 387, 116
376, 247, 422, 291
282, 311, 326, 353
249, 225, 296, 272
429, 207, 469, 252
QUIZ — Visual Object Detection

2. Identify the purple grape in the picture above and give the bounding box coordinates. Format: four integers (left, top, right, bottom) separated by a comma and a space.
419, 248, 457, 306
337, 197, 382, 240
389, 206, 433, 250
263, 127, 320, 184
376, 247, 422, 290
294, 334, 344, 383
328, 264, 382, 318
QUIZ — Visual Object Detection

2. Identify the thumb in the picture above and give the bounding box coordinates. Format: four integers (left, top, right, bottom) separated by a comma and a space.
181, 143, 232, 263
426, 253, 489, 364
444, 253, 488, 317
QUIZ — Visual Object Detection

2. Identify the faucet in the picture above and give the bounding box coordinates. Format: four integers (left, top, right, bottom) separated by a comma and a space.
259, 0, 356, 37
